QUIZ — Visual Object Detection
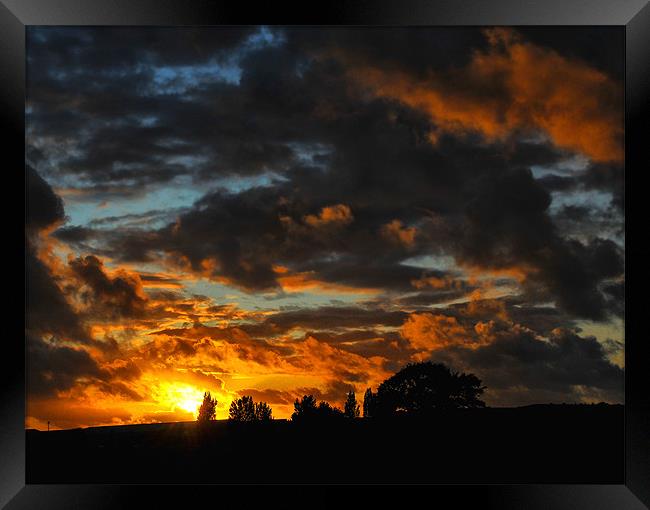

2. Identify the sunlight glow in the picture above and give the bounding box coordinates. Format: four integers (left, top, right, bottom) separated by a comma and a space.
159, 383, 205, 418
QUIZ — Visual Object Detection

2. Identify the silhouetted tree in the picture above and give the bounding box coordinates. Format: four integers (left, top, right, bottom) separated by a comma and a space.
255, 401, 273, 421
344, 390, 360, 418
292, 395, 344, 422
197, 391, 217, 423
375, 362, 486, 416
317, 401, 344, 419
362, 388, 377, 418
292, 395, 318, 422
229, 396, 273, 422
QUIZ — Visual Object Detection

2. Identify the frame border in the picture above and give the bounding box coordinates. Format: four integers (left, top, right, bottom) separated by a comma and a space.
3, 1, 649, 508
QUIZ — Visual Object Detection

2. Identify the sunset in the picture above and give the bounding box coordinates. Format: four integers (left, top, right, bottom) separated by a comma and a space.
26, 26, 624, 433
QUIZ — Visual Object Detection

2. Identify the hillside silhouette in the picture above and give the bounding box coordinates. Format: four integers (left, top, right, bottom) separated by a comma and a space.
27, 404, 622, 483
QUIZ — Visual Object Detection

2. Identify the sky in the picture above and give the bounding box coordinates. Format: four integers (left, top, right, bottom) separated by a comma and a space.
25, 26, 624, 429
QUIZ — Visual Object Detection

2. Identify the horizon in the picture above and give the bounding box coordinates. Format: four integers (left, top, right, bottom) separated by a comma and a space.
28, 401, 624, 432
26, 26, 624, 430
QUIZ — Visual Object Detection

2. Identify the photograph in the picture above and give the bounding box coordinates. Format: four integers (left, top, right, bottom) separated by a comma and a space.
25, 25, 626, 485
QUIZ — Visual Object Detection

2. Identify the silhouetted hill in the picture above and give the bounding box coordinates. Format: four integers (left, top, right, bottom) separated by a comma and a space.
26, 405, 623, 484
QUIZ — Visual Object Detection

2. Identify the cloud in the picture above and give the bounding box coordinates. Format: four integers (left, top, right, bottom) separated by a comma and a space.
26, 167, 90, 343
26, 165, 65, 234
145, 315, 395, 391
69, 255, 148, 320
447, 167, 623, 320
304, 204, 353, 228
346, 28, 622, 163
240, 305, 408, 337
426, 320, 623, 405
381, 219, 417, 247
235, 388, 295, 405
292, 336, 390, 389
401, 313, 459, 350
275, 270, 380, 295
401, 312, 486, 352
27, 335, 108, 398
26, 248, 89, 342
410, 273, 467, 291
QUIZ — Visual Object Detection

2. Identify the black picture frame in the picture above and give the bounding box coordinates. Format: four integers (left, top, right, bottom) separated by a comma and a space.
3, 1, 648, 508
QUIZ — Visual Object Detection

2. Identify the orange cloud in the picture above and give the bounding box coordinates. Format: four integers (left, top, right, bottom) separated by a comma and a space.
464, 265, 532, 285
381, 219, 417, 247
462, 289, 510, 322
291, 336, 390, 390
411, 275, 465, 290
346, 28, 622, 163
276, 269, 381, 295
401, 313, 478, 352
303, 204, 353, 227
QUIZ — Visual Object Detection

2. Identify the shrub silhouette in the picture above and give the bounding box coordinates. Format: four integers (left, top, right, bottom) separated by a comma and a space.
344, 390, 360, 418
375, 362, 486, 416
229, 395, 273, 422
292, 395, 344, 422
197, 391, 217, 422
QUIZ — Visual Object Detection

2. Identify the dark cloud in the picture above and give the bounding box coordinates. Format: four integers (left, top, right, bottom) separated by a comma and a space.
394, 289, 472, 307
504, 304, 575, 337
557, 205, 591, 222
525, 238, 623, 321
26, 167, 147, 406
602, 281, 625, 319
54, 225, 94, 244
69, 255, 147, 320
582, 162, 625, 211
27, 334, 144, 401
26, 334, 106, 397
27, 26, 257, 72
27, 27, 262, 195
87, 208, 187, 228
536, 164, 624, 212
306, 330, 410, 362
30, 27, 623, 312
536, 174, 578, 193
26, 249, 88, 342
428, 324, 623, 406
448, 167, 623, 320
26, 165, 64, 233
240, 306, 408, 337
516, 27, 624, 82
26, 166, 88, 342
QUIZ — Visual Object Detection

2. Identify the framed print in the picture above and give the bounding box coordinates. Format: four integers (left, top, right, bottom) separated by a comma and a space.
3, 0, 649, 508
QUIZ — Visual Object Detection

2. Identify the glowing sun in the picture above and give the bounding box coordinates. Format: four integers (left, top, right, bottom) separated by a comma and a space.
160, 383, 205, 417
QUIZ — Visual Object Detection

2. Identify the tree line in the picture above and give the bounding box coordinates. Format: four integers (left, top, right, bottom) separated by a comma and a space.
197, 361, 486, 423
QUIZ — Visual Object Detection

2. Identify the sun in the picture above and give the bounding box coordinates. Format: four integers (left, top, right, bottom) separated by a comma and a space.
160, 383, 205, 418
177, 395, 203, 415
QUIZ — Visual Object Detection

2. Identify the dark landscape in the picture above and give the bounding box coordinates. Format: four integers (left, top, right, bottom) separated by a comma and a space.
27, 404, 623, 484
